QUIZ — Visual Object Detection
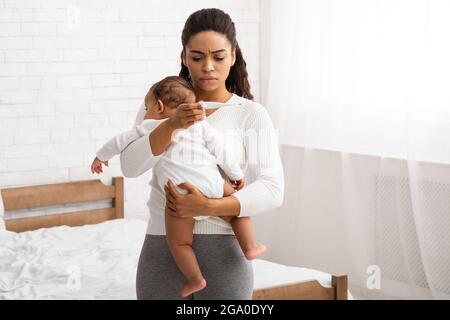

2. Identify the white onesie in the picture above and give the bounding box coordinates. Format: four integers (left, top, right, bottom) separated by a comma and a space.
96, 119, 244, 226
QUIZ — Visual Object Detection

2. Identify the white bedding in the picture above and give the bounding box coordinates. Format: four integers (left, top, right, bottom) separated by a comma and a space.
0, 219, 347, 299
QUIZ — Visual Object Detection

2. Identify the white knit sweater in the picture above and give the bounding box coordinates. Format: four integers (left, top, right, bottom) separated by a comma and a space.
120, 94, 285, 235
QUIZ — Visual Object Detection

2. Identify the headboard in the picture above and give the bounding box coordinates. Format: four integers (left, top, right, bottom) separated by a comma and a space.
1, 177, 124, 233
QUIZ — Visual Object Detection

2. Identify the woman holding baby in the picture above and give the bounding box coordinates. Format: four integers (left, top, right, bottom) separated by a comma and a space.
120, 8, 284, 300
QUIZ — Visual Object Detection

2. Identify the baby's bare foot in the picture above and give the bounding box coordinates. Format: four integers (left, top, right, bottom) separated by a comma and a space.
244, 244, 267, 260
180, 277, 207, 298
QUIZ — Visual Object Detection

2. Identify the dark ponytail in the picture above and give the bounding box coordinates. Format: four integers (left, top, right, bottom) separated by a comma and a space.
179, 8, 254, 100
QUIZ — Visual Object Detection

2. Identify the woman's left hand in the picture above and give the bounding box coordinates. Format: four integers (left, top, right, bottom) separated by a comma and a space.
164, 180, 209, 218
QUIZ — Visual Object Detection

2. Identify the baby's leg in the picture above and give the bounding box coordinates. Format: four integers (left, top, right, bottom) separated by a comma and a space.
165, 207, 206, 297
221, 181, 266, 260
227, 216, 267, 260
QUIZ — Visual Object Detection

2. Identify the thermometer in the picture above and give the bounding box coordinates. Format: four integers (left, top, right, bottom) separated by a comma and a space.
200, 101, 243, 109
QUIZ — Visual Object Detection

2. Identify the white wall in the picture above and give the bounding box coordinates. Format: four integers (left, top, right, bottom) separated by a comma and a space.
0, 0, 261, 220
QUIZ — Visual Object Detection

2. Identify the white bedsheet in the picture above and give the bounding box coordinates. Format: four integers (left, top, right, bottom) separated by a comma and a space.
253, 259, 332, 290
0, 219, 145, 299
0, 219, 348, 299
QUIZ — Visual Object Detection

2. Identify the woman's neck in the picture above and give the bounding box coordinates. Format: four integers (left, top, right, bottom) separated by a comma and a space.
195, 87, 233, 103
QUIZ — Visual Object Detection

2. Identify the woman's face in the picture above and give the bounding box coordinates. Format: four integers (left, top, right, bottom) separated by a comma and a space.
183, 31, 236, 93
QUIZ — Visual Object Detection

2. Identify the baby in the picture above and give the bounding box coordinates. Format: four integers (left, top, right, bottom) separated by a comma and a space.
91, 76, 266, 298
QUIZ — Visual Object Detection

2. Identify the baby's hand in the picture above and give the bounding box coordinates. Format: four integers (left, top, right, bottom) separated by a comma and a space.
90, 157, 109, 174
231, 179, 245, 191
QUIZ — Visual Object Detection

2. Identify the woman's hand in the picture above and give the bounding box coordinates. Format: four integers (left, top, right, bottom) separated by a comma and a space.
168, 102, 205, 130
164, 180, 209, 218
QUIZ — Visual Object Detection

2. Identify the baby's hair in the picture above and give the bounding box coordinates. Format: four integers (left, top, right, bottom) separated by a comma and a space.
146, 76, 196, 108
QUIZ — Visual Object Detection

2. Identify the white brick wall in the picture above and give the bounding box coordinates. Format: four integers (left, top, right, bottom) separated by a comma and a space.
0, 0, 261, 221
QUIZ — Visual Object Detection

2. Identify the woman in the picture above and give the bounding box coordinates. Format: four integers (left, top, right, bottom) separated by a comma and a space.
121, 8, 284, 300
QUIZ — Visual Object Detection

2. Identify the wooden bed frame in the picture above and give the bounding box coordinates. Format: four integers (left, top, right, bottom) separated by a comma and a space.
2, 177, 124, 232
1, 177, 348, 300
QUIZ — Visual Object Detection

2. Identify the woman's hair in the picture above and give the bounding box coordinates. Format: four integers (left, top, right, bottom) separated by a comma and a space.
179, 8, 254, 100
146, 76, 196, 108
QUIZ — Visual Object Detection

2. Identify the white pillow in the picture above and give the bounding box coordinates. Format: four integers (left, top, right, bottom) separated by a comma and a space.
0, 190, 5, 231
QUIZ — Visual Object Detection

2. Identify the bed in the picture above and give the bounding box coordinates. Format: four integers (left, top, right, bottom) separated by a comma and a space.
0, 177, 349, 300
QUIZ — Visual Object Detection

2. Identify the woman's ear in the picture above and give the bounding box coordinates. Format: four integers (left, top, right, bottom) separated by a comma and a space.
231, 48, 236, 66
182, 50, 187, 67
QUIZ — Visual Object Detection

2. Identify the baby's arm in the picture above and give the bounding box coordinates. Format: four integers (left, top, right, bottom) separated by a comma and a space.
202, 121, 244, 182
92, 119, 163, 174
96, 119, 163, 161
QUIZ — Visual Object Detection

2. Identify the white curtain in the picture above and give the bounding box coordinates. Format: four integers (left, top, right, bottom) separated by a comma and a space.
257, 0, 450, 299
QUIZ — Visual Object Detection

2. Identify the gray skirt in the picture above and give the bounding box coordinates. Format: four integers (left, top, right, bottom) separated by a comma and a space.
136, 234, 254, 300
